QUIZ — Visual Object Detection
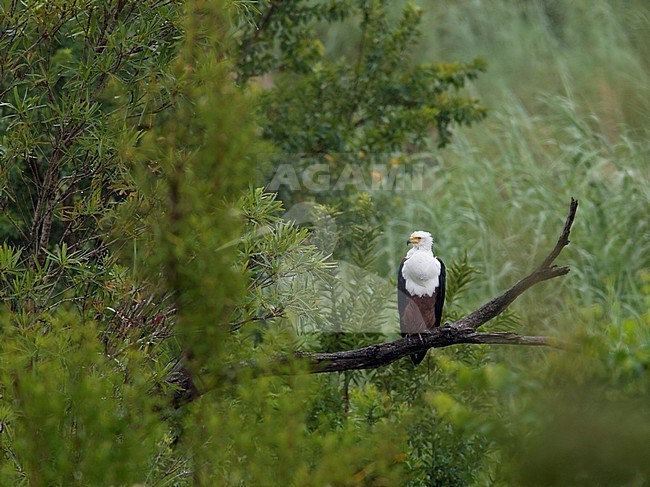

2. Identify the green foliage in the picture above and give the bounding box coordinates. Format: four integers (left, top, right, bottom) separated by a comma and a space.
184, 374, 408, 485
0, 0, 181, 315
237, 0, 486, 225
0, 0, 648, 485
0, 313, 165, 485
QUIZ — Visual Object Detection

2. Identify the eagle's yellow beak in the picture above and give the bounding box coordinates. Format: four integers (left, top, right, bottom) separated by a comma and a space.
408, 236, 421, 245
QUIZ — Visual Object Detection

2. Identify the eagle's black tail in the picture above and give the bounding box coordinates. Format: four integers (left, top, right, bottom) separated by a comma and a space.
409, 351, 427, 365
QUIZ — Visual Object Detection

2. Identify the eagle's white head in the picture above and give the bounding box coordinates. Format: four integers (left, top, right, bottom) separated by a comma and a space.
407, 231, 434, 251
403, 230, 440, 295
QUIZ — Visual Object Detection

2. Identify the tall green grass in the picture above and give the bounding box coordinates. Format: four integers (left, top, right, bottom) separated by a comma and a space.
415, 0, 650, 134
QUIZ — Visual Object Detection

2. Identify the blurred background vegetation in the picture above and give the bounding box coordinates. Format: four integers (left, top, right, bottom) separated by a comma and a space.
0, 0, 648, 485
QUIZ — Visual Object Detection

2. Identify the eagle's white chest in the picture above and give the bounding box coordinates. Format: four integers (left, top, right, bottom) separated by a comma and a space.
402, 250, 441, 297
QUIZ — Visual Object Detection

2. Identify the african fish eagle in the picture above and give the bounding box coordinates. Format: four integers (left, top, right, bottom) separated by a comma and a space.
397, 231, 446, 365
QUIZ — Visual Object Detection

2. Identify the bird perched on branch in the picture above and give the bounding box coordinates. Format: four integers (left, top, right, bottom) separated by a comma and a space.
397, 231, 446, 365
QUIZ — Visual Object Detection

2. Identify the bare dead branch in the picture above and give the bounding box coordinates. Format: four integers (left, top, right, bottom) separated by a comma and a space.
246, 328, 564, 375
542, 197, 578, 268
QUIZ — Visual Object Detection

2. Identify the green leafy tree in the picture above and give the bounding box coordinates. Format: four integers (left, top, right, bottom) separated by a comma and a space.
0, 0, 180, 314
237, 0, 486, 152
236, 0, 487, 272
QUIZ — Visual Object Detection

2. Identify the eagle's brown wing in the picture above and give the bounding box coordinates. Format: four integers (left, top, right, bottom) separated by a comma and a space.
398, 257, 445, 365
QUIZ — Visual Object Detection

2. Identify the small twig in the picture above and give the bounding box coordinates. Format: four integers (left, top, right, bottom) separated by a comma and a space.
462, 331, 566, 348
542, 197, 578, 268
239, 1, 278, 57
